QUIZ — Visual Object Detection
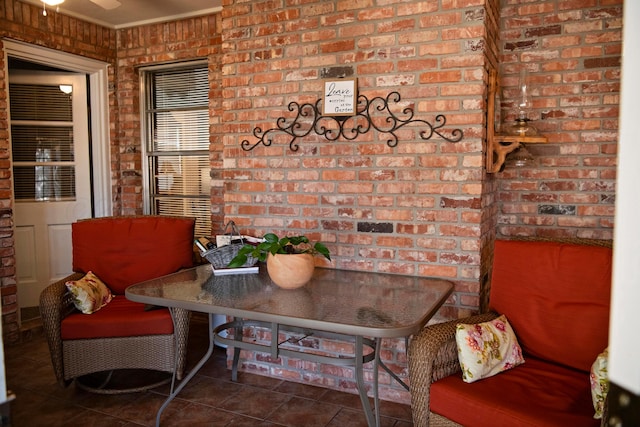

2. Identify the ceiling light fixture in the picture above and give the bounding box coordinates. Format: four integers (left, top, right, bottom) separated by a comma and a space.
41, 0, 64, 17
59, 85, 73, 95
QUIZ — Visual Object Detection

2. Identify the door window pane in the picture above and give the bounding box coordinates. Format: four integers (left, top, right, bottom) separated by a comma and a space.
10, 83, 76, 202
11, 125, 74, 162
13, 165, 75, 201
9, 83, 73, 121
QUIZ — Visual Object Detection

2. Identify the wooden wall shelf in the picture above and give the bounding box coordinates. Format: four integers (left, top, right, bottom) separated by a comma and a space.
486, 69, 548, 173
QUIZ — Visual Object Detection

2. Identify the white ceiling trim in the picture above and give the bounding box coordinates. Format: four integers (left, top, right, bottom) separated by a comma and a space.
88, 6, 221, 29
20, 0, 221, 29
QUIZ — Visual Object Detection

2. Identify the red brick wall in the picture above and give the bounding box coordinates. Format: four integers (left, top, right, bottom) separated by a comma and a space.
218, 0, 620, 402
220, 0, 491, 402
0, 0, 117, 342
220, 0, 488, 307
496, 0, 621, 240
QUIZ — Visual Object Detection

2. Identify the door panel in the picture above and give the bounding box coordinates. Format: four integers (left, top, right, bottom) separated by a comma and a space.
10, 71, 91, 308
14, 226, 37, 283
48, 224, 73, 279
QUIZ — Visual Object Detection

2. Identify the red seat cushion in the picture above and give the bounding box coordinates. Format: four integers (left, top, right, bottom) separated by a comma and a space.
61, 295, 173, 340
72, 216, 195, 295
430, 357, 598, 427
489, 240, 612, 372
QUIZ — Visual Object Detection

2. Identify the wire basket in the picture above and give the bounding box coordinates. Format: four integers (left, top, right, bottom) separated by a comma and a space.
201, 221, 257, 269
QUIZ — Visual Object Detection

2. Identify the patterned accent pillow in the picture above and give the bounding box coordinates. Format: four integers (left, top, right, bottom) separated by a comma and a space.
590, 348, 609, 419
455, 314, 525, 383
65, 271, 113, 314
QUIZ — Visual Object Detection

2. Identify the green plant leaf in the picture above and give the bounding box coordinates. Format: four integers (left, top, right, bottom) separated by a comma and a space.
256, 241, 271, 251
264, 233, 279, 243
314, 242, 331, 261
226, 232, 331, 267
288, 236, 308, 246
279, 236, 290, 247
227, 253, 248, 268
237, 245, 255, 255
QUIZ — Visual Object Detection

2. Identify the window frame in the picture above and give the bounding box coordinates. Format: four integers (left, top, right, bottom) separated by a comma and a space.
139, 60, 211, 237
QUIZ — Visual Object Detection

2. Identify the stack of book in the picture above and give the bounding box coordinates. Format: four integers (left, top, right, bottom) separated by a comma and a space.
194, 237, 215, 252
211, 265, 259, 276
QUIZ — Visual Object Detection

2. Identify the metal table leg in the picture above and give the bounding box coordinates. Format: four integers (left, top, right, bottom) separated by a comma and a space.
231, 317, 242, 381
215, 319, 381, 426
355, 336, 381, 427
155, 312, 216, 427
373, 337, 381, 426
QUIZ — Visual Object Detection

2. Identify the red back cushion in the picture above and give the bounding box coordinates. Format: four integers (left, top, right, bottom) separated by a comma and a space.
489, 240, 612, 372
72, 216, 195, 294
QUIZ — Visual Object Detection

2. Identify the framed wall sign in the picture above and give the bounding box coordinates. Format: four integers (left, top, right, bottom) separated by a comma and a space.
323, 78, 358, 116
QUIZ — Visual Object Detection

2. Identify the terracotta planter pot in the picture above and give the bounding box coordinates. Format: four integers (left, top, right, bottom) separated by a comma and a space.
266, 252, 315, 289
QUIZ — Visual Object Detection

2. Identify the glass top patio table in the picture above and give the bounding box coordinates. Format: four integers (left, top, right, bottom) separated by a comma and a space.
126, 263, 453, 427
126, 263, 454, 338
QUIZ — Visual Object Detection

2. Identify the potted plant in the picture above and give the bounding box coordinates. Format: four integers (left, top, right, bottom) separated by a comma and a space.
228, 233, 331, 289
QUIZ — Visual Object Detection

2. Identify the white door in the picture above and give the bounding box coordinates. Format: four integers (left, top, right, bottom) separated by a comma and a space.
9, 71, 92, 309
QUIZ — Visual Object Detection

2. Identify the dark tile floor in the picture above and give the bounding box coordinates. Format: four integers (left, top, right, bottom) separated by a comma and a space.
4, 314, 414, 426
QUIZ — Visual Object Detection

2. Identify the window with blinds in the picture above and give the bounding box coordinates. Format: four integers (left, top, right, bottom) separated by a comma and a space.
10, 84, 76, 201
141, 63, 211, 237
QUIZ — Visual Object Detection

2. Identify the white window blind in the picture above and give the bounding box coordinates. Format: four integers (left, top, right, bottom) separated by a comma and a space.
10, 83, 76, 201
142, 64, 211, 237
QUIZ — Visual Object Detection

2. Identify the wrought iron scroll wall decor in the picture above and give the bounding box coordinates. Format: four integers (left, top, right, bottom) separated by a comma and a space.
240, 91, 464, 152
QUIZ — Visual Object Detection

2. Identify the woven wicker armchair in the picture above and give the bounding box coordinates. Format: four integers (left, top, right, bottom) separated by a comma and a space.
39, 216, 195, 393
408, 312, 498, 427
408, 238, 613, 427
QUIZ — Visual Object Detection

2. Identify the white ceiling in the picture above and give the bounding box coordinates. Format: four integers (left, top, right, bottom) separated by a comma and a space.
23, 0, 222, 29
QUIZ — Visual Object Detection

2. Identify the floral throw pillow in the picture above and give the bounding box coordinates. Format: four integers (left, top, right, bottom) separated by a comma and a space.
590, 348, 609, 419
65, 271, 113, 314
455, 314, 525, 383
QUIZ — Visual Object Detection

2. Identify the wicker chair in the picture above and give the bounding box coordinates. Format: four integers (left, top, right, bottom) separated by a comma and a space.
408, 237, 613, 427
39, 215, 195, 393
408, 312, 497, 427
